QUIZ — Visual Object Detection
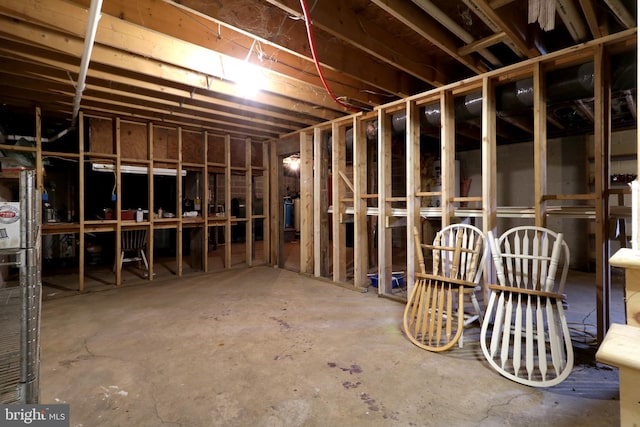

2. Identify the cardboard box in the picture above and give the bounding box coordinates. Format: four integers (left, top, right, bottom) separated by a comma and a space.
0, 202, 22, 249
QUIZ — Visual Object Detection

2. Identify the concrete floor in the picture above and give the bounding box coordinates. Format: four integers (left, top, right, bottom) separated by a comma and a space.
39, 266, 621, 426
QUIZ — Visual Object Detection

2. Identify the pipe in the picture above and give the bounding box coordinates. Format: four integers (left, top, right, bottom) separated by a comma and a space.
7, 127, 72, 144
362, 51, 636, 137
71, 0, 104, 126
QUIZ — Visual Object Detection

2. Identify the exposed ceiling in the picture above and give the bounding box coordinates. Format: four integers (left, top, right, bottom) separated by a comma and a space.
0, 0, 637, 143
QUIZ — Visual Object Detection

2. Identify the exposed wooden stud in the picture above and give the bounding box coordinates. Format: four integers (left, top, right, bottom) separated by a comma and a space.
441, 91, 455, 227
482, 76, 497, 292
147, 122, 155, 279
578, 0, 605, 39
245, 137, 253, 267
177, 127, 183, 276
594, 44, 612, 343
331, 122, 347, 283
406, 100, 420, 296
313, 128, 323, 277
115, 118, 122, 285
533, 63, 547, 227
202, 131, 209, 272
269, 140, 279, 267
300, 132, 314, 274
353, 116, 369, 289
78, 111, 85, 292
377, 109, 393, 294
224, 135, 232, 269
262, 141, 270, 265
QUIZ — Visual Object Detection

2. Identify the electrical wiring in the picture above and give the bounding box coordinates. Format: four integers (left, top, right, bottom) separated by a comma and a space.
298, 0, 360, 113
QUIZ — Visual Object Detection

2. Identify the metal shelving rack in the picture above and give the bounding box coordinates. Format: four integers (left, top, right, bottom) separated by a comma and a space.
0, 169, 41, 404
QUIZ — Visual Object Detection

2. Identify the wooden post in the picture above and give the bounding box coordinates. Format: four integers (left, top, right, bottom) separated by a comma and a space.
406, 101, 420, 295
147, 122, 154, 279
261, 141, 270, 265
269, 140, 279, 267
114, 118, 122, 285
177, 127, 183, 276
353, 117, 368, 288
224, 135, 232, 268
332, 122, 346, 283
300, 132, 314, 274
378, 109, 393, 294
245, 137, 253, 267
534, 62, 548, 227
313, 128, 323, 277
482, 76, 497, 292
441, 91, 455, 227
594, 44, 612, 343
78, 112, 85, 291
202, 131, 208, 272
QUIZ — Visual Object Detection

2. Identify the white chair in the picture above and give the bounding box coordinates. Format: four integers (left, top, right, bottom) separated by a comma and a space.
481, 226, 573, 387
404, 224, 487, 352
117, 229, 149, 273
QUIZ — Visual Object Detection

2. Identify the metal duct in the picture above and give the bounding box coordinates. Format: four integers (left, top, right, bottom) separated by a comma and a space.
345, 52, 635, 142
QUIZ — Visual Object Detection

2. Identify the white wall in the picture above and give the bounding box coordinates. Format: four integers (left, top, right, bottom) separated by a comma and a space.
457, 130, 639, 270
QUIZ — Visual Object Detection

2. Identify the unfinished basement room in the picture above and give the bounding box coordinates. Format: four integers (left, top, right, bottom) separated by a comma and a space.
0, 0, 639, 426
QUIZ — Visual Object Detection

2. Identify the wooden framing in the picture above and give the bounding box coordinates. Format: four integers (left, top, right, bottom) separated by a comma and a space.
353, 116, 369, 288
0, 108, 269, 291
331, 122, 347, 283
284, 30, 635, 344
300, 132, 313, 274
377, 109, 393, 294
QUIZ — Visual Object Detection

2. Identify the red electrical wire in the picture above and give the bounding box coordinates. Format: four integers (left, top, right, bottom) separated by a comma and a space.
299, 0, 360, 112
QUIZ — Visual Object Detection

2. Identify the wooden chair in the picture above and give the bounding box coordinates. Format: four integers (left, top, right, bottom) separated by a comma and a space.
403, 224, 487, 352
481, 226, 573, 387
116, 229, 149, 274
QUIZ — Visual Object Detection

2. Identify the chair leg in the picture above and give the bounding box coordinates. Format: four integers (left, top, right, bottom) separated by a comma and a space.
140, 249, 149, 271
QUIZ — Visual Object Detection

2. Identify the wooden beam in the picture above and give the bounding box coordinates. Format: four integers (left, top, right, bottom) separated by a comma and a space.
245, 138, 253, 267
148, 123, 155, 279
177, 127, 184, 276
262, 141, 270, 265
352, 116, 369, 289
331, 122, 347, 283
114, 118, 122, 286
0, 4, 348, 117
594, 44, 611, 343
482, 76, 497, 291
313, 128, 322, 277
406, 100, 420, 296
0, 69, 295, 139
533, 63, 547, 226
578, 0, 605, 39
370, 0, 487, 77
377, 109, 393, 294
78, 111, 85, 292
224, 135, 232, 269
441, 91, 455, 227
89, 0, 412, 100
464, 0, 537, 58
0, 42, 325, 128
263, 0, 460, 86
458, 32, 509, 56
269, 140, 280, 267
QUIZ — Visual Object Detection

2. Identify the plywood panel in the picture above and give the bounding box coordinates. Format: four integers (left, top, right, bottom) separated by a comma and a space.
207, 134, 226, 164
120, 121, 147, 160
89, 117, 114, 154
153, 126, 179, 159
182, 130, 203, 164
230, 138, 246, 168
251, 141, 263, 168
